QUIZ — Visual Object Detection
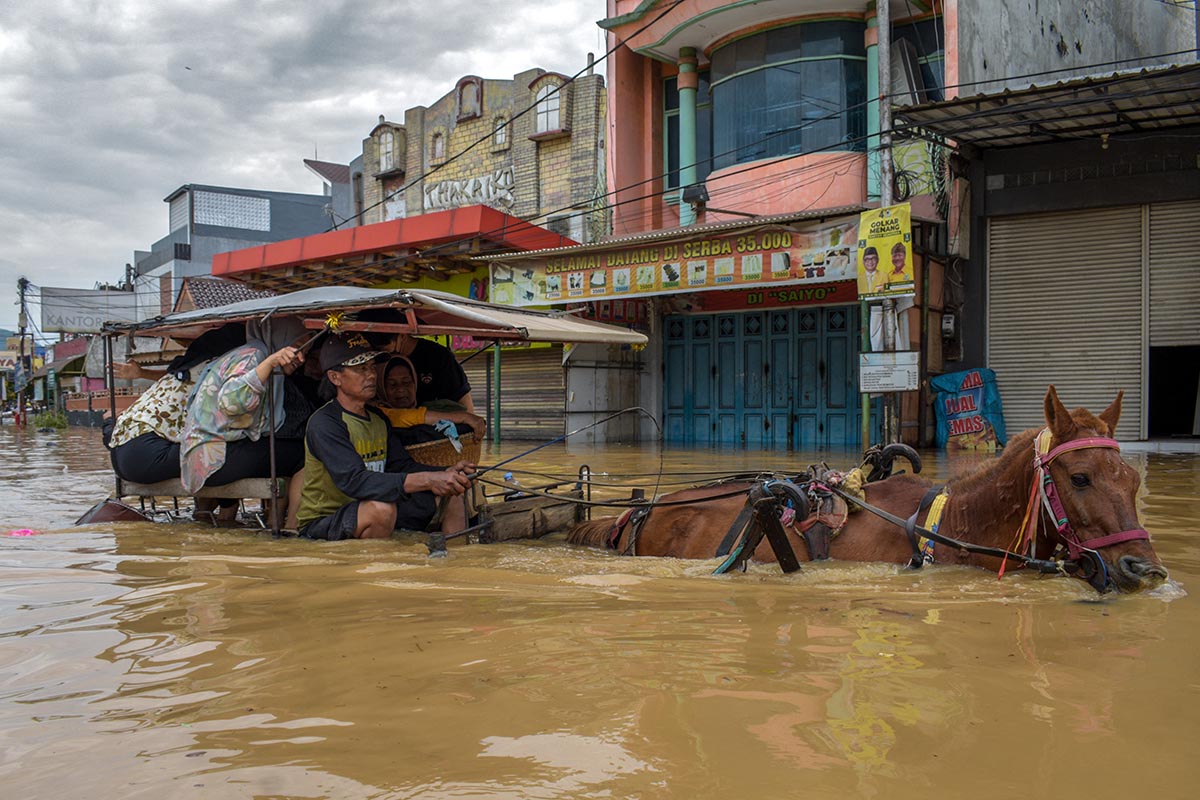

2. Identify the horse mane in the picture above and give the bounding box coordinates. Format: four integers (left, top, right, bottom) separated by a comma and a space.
947, 404, 1113, 496
945, 427, 1037, 495
566, 517, 615, 548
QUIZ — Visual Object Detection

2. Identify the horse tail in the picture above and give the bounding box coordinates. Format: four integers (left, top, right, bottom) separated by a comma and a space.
566, 517, 616, 548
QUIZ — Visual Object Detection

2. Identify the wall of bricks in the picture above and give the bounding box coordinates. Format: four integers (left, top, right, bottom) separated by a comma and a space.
359, 69, 608, 243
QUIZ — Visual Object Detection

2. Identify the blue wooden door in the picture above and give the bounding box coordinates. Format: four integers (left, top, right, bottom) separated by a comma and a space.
663, 305, 873, 447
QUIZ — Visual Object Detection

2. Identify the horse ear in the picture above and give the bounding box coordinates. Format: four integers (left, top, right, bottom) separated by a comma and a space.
1043, 385, 1076, 440
1098, 390, 1123, 437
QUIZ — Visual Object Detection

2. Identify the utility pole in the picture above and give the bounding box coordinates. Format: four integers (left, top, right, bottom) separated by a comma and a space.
17, 277, 28, 426
877, 0, 899, 444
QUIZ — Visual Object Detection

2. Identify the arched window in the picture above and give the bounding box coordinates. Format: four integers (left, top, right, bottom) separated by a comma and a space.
458, 80, 481, 120
535, 84, 560, 133
493, 116, 509, 148
431, 132, 445, 162
379, 130, 394, 172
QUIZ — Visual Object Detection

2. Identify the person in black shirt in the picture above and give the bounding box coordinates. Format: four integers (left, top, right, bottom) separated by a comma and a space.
298, 334, 474, 541
384, 334, 475, 412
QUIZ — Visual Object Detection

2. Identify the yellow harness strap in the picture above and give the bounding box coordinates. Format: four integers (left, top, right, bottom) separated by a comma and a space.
916, 491, 950, 565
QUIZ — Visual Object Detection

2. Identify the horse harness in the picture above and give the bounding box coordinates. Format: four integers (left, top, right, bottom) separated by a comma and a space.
607, 502, 653, 556
710, 475, 858, 574
835, 429, 1152, 592
1002, 429, 1152, 589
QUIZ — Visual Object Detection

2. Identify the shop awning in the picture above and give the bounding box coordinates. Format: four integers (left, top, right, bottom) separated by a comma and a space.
31, 355, 85, 379
105, 286, 648, 347
894, 62, 1200, 149
210, 205, 576, 291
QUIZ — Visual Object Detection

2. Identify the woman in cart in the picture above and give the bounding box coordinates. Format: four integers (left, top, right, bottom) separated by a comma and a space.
180, 317, 317, 529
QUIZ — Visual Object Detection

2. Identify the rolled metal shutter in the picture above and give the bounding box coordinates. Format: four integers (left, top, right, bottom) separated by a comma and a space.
987, 207, 1142, 440
1149, 200, 1200, 347
463, 346, 565, 440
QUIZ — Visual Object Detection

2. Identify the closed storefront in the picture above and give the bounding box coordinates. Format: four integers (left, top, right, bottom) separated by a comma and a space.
988, 202, 1200, 440
664, 305, 870, 448
1148, 200, 1200, 436
463, 345, 565, 440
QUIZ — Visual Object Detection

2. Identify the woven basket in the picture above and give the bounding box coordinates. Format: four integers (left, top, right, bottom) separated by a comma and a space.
406, 432, 481, 467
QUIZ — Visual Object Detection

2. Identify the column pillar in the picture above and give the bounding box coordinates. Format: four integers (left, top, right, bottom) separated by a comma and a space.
865, 14, 881, 201
677, 47, 699, 226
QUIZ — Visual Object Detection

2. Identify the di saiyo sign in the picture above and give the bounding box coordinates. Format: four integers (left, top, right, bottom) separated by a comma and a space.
490, 219, 858, 306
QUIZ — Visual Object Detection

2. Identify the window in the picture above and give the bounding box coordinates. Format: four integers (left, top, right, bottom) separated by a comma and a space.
493, 116, 509, 148
458, 79, 481, 119
535, 84, 561, 133
379, 130, 395, 172
709, 20, 867, 171
663, 70, 713, 191
431, 132, 445, 162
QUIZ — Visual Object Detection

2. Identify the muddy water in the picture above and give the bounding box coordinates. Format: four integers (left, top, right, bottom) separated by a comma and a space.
1, 426, 1197, 799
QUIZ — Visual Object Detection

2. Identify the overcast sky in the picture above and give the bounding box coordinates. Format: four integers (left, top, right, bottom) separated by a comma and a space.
0, 0, 607, 336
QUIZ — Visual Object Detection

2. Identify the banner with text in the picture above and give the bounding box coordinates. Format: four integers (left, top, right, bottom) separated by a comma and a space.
490, 219, 858, 307
41, 287, 139, 334
856, 203, 914, 299
931, 368, 1007, 451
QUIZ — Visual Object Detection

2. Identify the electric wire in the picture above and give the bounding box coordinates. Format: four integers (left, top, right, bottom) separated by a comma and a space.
340, 0, 689, 230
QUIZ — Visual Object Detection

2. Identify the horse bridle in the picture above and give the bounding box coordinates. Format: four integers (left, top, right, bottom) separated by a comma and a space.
1026, 430, 1151, 590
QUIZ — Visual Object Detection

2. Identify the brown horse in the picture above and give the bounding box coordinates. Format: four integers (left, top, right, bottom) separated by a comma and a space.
567, 387, 1168, 593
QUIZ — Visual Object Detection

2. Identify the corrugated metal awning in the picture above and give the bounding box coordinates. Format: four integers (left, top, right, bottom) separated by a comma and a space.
895, 62, 1200, 149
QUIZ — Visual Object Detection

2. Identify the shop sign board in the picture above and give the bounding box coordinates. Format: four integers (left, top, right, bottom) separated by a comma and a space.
661, 281, 858, 313
41, 287, 138, 334
859, 351, 919, 392
856, 203, 915, 299
490, 219, 858, 306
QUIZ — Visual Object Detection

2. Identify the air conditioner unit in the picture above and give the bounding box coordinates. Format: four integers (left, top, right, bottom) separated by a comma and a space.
892, 38, 927, 106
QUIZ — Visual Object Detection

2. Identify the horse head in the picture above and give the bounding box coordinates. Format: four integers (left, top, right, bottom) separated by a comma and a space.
1041, 386, 1168, 593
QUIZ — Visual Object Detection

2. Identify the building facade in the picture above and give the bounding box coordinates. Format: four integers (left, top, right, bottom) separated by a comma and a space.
482, 0, 1194, 446
134, 183, 335, 319
360, 68, 608, 245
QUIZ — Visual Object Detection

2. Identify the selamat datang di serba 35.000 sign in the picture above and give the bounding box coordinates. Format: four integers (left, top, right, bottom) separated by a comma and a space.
490, 219, 858, 307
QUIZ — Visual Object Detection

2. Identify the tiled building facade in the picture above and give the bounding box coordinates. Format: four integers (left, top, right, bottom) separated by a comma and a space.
360, 69, 608, 244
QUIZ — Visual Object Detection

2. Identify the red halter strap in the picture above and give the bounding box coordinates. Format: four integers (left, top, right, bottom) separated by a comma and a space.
1032, 432, 1150, 559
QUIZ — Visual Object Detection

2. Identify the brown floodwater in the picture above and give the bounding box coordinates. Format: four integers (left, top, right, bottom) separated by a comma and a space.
1, 426, 1197, 799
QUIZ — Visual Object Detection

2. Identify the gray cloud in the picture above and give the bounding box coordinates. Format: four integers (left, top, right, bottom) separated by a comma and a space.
0, 0, 605, 331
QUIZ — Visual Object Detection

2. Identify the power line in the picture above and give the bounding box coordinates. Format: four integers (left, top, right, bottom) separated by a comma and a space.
339, 0, 689, 230
352, 46, 1200, 268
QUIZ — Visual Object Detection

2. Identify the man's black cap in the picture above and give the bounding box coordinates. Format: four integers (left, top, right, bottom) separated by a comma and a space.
320, 333, 383, 372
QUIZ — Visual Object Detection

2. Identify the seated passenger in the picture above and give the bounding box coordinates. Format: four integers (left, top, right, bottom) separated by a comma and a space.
377, 355, 486, 439
297, 334, 473, 541
371, 333, 476, 412
180, 317, 314, 528
104, 324, 252, 521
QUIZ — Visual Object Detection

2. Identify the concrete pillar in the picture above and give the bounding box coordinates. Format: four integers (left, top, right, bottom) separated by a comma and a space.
865, 15, 880, 202
677, 47, 699, 226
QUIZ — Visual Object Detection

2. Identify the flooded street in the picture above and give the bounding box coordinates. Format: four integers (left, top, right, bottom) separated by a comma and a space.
1, 426, 1198, 799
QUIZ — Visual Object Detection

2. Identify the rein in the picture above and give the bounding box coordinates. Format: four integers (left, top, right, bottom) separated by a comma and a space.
826, 484, 1068, 577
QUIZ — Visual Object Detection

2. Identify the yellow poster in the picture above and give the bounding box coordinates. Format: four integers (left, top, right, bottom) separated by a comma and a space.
856, 203, 914, 299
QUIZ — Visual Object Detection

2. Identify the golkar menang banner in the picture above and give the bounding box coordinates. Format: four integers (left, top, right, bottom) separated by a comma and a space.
488, 218, 858, 307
